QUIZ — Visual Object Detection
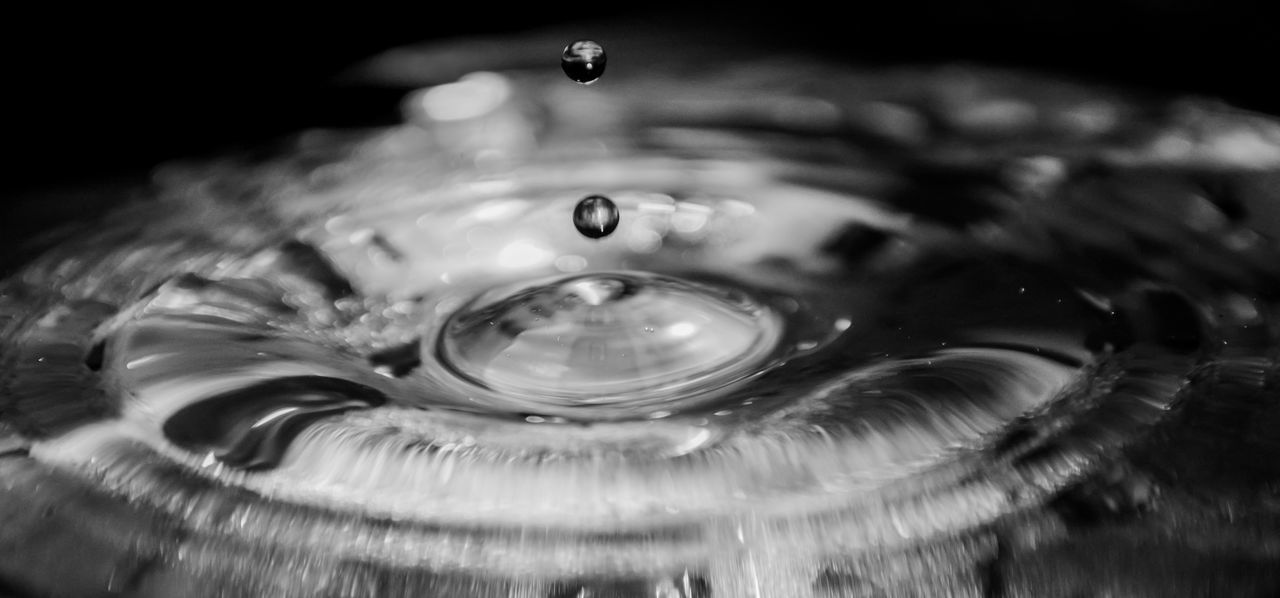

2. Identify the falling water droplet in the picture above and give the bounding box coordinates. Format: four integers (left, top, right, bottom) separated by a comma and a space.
572, 194, 620, 239
561, 40, 607, 84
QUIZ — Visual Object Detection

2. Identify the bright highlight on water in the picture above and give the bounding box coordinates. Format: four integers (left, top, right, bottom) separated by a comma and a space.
3, 28, 1280, 598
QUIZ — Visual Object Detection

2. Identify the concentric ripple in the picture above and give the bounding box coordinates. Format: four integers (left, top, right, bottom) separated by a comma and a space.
4, 26, 1280, 598
437, 271, 784, 418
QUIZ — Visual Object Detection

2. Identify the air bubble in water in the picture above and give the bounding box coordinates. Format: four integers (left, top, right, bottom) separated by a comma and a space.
561, 40, 607, 84
573, 194, 620, 239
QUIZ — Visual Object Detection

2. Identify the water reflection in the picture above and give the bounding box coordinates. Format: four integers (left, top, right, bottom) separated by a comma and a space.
3, 24, 1280, 598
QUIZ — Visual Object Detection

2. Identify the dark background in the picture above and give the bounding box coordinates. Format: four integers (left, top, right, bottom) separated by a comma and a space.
1, 2, 1272, 197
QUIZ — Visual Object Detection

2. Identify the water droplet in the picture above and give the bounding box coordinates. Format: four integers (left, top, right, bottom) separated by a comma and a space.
560, 40, 606, 84
573, 195, 620, 239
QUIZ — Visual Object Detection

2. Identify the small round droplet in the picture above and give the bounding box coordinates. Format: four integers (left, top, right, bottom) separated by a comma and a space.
561, 40, 606, 84
573, 195, 620, 239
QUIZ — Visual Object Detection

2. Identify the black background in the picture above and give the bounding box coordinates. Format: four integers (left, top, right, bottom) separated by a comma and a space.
1, 2, 1273, 196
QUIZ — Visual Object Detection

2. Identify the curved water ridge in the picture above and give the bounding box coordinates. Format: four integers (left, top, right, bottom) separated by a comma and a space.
437, 271, 784, 418
3, 40, 1280, 598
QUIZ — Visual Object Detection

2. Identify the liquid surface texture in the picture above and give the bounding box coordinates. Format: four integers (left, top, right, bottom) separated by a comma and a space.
3, 25, 1280, 598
